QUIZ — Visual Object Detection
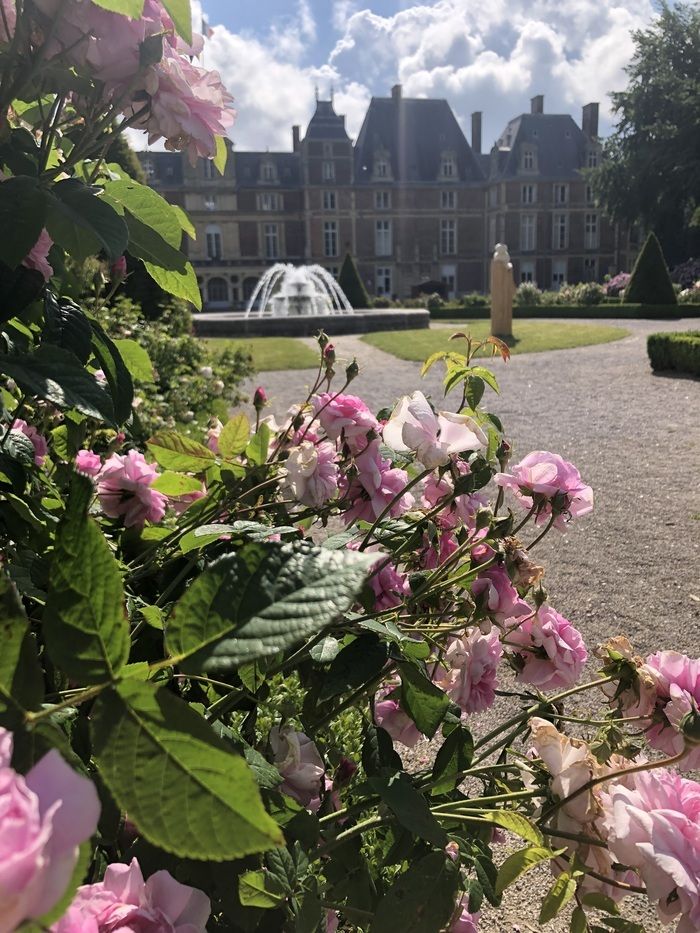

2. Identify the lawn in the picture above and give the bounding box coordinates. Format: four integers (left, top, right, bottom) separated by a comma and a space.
205, 336, 319, 371
361, 320, 630, 361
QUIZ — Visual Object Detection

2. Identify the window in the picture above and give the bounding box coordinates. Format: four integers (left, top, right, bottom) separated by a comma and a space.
584, 212, 599, 249
488, 216, 497, 248
519, 260, 535, 283
143, 159, 155, 179
583, 257, 598, 281
488, 187, 498, 207
203, 160, 215, 180
204, 194, 217, 211
376, 266, 392, 296
322, 161, 335, 181
553, 183, 568, 205
441, 190, 456, 210
205, 225, 222, 260
375, 190, 391, 210
552, 259, 567, 289
552, 213, 568, 250
322, 190, 337, 211
261, 162, 276, 182
587, 149, 599, 168
374, 159, 388, 178
441, 264, 456, 299
440, 154, 456, 178
323, 221, 338, 258
264, 223, 279, 260
259, 192, 279, 211
440, 219, 456, 255
207, 277, 228, 304
521, 184, 536, 205
375, 220, 392, 256
521, 147, 535, 170
323, 142, 333, 157
585, 184, 596, 206
520, 214, 536, 251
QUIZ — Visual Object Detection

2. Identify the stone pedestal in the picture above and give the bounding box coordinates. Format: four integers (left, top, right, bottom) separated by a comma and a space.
490, 243, 516, 338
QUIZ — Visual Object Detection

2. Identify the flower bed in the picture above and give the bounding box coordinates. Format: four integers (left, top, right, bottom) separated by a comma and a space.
647, 331, 700, 377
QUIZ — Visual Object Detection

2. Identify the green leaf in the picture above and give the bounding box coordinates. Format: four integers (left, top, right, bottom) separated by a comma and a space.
571, 906, 588, 933
309, 635, 340, 663
0, 569, 42, 711
213, 135, 227, 174
465, 375, 485, 409
92, 0, 143, 13
43, 486, 129, 683
125, 213, 201, 308
369, 771, 447, 847
47, 180, 128, 261
430, 725, 473, 794
162, 0, 192, 43
43, 293, 93, 364
243, 743, 282, 790
539, 872, 577, 924
468, 366, 500, 393
420, 351, 448, 377
88, 318, 134, 424
151, 472, 203, 496
479, 810, 543, 846
319, 634, 389, 700
218, 413, 250, 458
0, 345, 115, 424
139, 605, 164, 630
103, 179, 182, 248
0, 176, 47, 269
496, 845, 563, 896
144, 259, 202, 308
239, 870, 287, 909
246, 423, 271, 466
171, 204, 196, 239
148, 431, 216, 471
91, 679, 284, 860
398, 661, 449, 739
371, 852, 460, 933
362, 725, 402, 777
166, 542, 373, 672
581, 892, 620, 915
113, 338, 153, 383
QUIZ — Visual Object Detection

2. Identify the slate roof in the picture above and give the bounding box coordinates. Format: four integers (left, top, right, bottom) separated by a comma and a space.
490, 113, 589, 180
354, 96, 485, 185
233, 152, 302, 188
304, 100, 350, 141
136, 152, 183, 185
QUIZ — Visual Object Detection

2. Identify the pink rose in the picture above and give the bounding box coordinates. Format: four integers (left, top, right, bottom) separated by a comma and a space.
449, 897, 480, 933
269, 725, 325, 808
432, 629, 502, 714
281, 440, 338, 509
349, 544, 409, 611
110, 256, 127, 281
54, 857, 210, 933
508, 605, 587, 691
602, 768, 700, 931
97, 450, 167, 528
0, 0, 16, 42
312, 392, 378, 453
644, 651, 700, 767
494, 450, 593, 529
341, 440, 414, 525
374, 687, 422, 747
422, 468, 487, 532
206, 417, 223, 453
419, 525, 459, 570
0, 727, 100, 933
11, 418, 48, 466
169, 484, 206, 516
74, 449, 102, 478
22, 229, 54, 282
470, 566, 531, 626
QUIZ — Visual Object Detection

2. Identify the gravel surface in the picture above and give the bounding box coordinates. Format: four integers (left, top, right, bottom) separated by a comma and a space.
246, 319, 700, 932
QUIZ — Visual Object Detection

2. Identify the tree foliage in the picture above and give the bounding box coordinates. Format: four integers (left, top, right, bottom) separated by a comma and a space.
623, 231, 677, 304
590, 3, 700, 264
338, 251, 370, 309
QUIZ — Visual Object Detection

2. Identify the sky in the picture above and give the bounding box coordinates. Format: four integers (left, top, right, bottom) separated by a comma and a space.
141, 0, 662, 154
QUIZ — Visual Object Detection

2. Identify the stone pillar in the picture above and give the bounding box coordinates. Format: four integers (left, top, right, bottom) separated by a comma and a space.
490, 243, 515, 338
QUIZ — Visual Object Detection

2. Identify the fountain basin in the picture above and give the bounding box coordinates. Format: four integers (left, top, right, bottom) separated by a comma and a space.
194, 307, 429, 339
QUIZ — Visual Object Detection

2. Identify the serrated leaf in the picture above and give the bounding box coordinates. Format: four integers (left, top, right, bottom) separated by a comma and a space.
0, 176, 47, 269
43, 292, 93, 364
151, 471, 203, 496
125, 212, 200, 307
113, 339, 153, 383
398, 661, 449, 739
162, 0, 192, 43
47, 180, 128, 261
91, 679, 284, 860
166, 542, 373, 672
431, 725, 473, 794
371, 852, 459, 933
148, 431, 216, 471
309, 635, 340, 663
420, 351, 448, 377
171, 204, 196, 239
43, 487, 129, 683
0, 569, 42, 711
539, 872, 577, 923
496, 846, 563, 897
468, 366, 500, 393
246, 423, 271, 465
479, 810, 543, 846
319, 634, 388, 700
103, 178, 182, 248
218, 413, 250, 458
369, 772, 446, 847
581, 892, 620, 915
88, 318, 134, 424
571, 906, 588, 933
239, 870, 287, 909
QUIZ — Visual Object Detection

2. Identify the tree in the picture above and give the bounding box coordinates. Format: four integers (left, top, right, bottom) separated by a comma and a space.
623, 231, 677, 304
590, 3, 700, 265
338, 251, 370, 308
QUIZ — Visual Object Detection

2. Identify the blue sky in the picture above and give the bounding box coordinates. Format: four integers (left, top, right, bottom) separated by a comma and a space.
184, 1, 661, 153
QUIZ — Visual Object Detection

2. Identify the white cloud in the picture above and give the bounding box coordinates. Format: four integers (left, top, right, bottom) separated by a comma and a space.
332, 1, 359, 31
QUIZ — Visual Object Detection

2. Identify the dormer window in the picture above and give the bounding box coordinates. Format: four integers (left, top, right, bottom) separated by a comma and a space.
587, 148, 599, 168
322, 161, 335, 181
261, 162, 277, 183
375, 159, 388, 178
521, 146, 536, 171
439, 152, 457, 179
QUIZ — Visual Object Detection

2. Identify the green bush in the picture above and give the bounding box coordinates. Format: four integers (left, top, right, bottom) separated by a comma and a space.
647, 331, 700, 376
514, 282, 541, 306
338, 251, 370, 309
426, 292, 445, 311
624, 232, 677, 304
428, 303, 700, 321
462, 291, 489, 308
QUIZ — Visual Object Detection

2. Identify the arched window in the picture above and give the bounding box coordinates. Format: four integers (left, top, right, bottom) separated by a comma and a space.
207, 277, 229, 304
205, 225, 222, 259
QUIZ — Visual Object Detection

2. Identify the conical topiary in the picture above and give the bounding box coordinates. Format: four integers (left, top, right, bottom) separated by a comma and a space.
623, 232, 677, 305
338, 252, 370, 309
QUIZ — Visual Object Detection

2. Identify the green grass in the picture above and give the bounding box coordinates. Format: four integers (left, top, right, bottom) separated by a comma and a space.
361, 321, 630, 361
205, 337, 319, 371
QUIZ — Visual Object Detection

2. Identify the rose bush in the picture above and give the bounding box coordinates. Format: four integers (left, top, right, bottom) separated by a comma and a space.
0, 3, 699, 932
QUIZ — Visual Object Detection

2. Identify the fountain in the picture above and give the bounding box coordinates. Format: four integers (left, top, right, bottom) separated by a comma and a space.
245, 264, 354, 318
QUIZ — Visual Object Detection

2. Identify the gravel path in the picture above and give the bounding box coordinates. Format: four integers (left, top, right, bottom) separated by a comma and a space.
246, 319, 700, 932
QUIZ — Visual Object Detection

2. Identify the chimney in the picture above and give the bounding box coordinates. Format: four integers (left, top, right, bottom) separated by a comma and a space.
292, 125, 300, 152
582, 102, 599, 138
391, 83, 402, 101
471, 111, 482, 155
530, 94, 544, 114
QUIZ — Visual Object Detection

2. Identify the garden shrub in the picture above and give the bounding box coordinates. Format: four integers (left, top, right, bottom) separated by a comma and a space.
647, 330, 700, 376
604, 272, 631, 297
624, 231, 678, 304
426, 292, 446, 311
671, 257, 700, 289
514, 281, 541, 306
338, 251, 370, 309
372, 295, 393, 308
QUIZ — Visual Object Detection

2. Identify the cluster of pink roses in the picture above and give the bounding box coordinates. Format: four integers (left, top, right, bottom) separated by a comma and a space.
495, 450, 594, 529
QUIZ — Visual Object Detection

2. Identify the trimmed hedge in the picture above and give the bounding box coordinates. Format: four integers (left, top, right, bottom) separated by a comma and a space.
429, 303, 700, 321
625, 232, 677, 305
647, 331, 700, 377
